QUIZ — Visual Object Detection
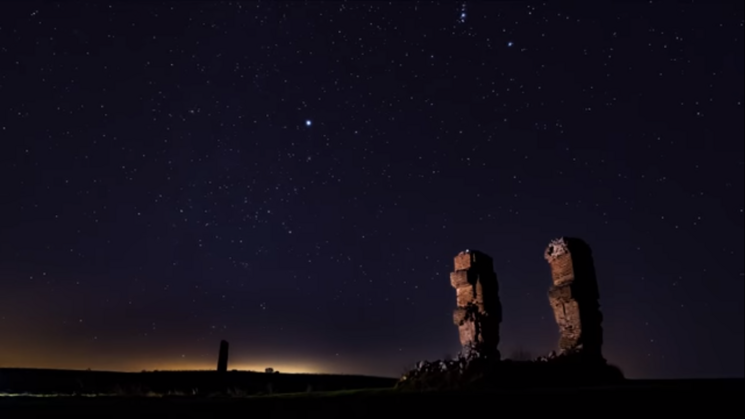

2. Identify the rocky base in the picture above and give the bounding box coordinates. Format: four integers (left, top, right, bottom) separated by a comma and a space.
397, 347, 624, 391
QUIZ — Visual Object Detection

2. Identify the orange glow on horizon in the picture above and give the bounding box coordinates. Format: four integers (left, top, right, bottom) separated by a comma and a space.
128, 360, 326, 375
1, 351, 331, 375
0, 337, 382, 376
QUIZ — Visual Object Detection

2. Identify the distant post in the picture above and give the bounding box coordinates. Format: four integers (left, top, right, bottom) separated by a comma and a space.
217, 340, 229, 373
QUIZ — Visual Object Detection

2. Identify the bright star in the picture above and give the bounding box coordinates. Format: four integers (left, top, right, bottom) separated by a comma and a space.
305, 120, 312, 127
508, 42, 514, 47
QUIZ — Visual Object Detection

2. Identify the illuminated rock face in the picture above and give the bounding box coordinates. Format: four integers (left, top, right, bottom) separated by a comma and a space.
544, 238, 604, 359
450, 250, 502, 357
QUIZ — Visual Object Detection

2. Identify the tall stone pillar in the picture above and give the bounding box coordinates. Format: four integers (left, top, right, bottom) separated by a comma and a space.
217, 340, 230, 372
450, 250, 502, 357
544, 238, 604, 359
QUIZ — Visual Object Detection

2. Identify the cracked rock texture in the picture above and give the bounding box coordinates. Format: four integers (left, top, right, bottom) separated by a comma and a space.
450, 250, 502, 358
544, 238, 604, 359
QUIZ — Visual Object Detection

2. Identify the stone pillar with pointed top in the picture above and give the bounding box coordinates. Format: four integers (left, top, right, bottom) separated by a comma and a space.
544, 238, 604, 359
450, 250, 502, 357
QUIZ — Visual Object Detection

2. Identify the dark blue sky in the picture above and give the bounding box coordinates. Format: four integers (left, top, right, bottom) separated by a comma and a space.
0, 1, 742, 379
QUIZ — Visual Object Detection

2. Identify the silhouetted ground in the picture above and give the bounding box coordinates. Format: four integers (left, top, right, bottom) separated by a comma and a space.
0, 380, 742, 418
0, 368, 396, 396
398, 354, 626, 390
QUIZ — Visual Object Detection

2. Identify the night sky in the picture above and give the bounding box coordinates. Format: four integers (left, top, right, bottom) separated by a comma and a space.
0, 2, 742, 379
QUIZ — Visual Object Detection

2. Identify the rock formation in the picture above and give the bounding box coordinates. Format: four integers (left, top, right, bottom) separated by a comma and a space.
544, 238, 604, 359
450, 250, 502, 357
217, 340, 229, 372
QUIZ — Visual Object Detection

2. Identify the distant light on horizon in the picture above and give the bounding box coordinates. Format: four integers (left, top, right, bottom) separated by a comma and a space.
134, 359, 327, 375
0, 355, 328, 376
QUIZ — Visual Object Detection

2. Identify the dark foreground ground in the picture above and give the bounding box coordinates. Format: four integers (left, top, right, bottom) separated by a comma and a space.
0, 368, 396, 395
1, 379, 743, 418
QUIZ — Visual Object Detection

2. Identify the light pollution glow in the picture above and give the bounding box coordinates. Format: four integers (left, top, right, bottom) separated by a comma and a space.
1, 349, 330, 375
0, 337, 338, 375
0, 357, 326, 375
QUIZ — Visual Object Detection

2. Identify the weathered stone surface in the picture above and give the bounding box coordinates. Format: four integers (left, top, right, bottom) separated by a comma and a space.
450, 250, 501, 357
456, 286, 474, 307
449, 271, 469, 288
453, 252, 475, 271
544, 238, 604, 359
